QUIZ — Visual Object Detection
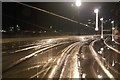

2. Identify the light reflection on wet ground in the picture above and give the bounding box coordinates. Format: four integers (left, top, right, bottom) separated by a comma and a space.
2, 37, 97, 78
3, 43, 71, 78
2, 37, 78, 78
93, 39, 120, 78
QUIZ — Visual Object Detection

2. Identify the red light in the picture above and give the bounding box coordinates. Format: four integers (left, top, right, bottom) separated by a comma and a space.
23, 30, 29, 32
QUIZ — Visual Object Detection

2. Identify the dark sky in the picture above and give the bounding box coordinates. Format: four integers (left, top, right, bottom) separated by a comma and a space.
2, 2, 120, 33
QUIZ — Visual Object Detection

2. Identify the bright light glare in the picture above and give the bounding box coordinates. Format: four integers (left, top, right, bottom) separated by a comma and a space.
86, 24, 88, 26
98, 75, 102, 78
111, 21, 114, 24
95, 28, 99, 31
112, 60, 115, 67
81, 37, 84, 41
100, 48, 104, 51
82, 73, 86, 78
100, 18, 103, 21
47, 39, 52, 43
75, 0, 81, 7
112, 38, 114, 41
112, 27, 115, 30
94, 9, 99, 13
82, 55, 85, 59
107, 48, 110, 50
101, 36, 103, 38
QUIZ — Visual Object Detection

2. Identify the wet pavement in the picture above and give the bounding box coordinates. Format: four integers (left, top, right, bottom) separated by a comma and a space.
2, 36, 120, 79
92, 39, 120, 78
2, 37, 82, 78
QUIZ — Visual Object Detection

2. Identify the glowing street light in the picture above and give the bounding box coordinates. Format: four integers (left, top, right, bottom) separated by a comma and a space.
94, 9, 99, 31
100, 18, 104, 39
75, 0, 81, 7
94, 9, 99, 13
111, 21, 115, 41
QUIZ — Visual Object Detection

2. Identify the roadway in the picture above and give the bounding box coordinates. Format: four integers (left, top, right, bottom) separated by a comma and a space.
1, 36, 120, 79
2, 36, 87, 78
91, 37, 120, 79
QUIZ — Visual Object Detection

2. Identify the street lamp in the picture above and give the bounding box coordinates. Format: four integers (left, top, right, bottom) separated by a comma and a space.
100, 18, 104, 39
94, 9, 99, 31
111, 21, 115, 41
75, 0, 81, 7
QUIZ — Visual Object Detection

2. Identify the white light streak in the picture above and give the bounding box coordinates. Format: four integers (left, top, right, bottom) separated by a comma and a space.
94, 9, 99, 31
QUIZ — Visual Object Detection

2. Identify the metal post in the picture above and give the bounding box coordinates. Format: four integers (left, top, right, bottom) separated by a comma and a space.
94, 9, 99, 31
100, 18, 104, 39
111, 21, 115, 41
95, 12, 99, 31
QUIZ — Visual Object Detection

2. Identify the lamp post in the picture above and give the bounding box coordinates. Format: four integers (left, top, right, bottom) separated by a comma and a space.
100, 18, 104, 39
111, 21, 115, 41
94, 9, 99, 31
75, 0, 81, 34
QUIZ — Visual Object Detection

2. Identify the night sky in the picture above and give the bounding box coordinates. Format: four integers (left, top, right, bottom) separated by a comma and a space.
2, 2, 120, 34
